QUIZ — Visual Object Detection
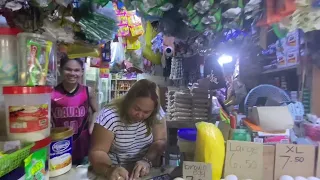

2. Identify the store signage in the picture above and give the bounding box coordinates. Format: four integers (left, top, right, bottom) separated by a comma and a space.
224, 140, 263, 180
182, 161, 212, 180
274, 144, 315, 180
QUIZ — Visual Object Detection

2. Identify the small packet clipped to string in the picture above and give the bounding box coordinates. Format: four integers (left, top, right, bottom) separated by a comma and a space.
194, 0, 211, 14
126, 36, 141, 50
117, 25, 130, 37
116, 10, 128, 26
127, 11, 144, 36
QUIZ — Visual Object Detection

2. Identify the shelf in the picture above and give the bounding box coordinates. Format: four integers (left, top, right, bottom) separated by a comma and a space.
111, 90, 129, 92
111, 79, 137, 81
262, 64, 298, 74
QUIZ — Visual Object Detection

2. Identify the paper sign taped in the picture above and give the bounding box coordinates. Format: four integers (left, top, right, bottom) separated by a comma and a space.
274, 144, 315, 180
183, 161, 212, 180
224, 140, 263, 180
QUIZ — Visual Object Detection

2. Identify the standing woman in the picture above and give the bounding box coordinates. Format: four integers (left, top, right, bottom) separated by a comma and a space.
51, 55, 98, 165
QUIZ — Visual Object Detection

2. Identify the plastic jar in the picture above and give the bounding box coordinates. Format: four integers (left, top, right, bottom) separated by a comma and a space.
17, 33, 57, 86
49, 127, 73, 177
25, 137, 51, 180
3, 86, 52, 142
0, 28, 21, 85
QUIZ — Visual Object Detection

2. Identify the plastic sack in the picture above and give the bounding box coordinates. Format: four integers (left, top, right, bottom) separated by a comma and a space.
142, 21, 161, 64
194, 122, 225, 180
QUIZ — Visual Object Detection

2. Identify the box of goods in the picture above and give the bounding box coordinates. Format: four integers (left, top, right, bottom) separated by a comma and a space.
277, 52, 287, 68
276, 38, 287, 54
244, 120, 290, 144
286, 29, 301, 51
286, 49, 299, 66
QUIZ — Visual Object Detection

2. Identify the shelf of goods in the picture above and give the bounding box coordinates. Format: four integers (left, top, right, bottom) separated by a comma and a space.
109, 78, 137, 101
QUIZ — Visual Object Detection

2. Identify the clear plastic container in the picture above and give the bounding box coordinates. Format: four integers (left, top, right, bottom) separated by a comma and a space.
3, 86, 52, 142
0, 28, 21, 85
17, 33, 57, 86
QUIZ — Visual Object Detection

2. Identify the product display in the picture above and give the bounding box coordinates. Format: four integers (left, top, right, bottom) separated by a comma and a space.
25, 137, 50, 180
0, 28, 21, 85
3, 86, 52, 142
17, 33, 57, 86
49, 127, 73, 177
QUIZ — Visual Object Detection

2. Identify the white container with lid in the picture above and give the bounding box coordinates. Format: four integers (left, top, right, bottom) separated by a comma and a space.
0, 28, 21, 85
3, 86, 53, 142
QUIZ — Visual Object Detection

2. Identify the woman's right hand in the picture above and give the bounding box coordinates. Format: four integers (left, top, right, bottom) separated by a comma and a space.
109, 167, 129, 180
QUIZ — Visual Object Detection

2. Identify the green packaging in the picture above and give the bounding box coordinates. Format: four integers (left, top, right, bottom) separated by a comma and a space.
24, 148, 47, 180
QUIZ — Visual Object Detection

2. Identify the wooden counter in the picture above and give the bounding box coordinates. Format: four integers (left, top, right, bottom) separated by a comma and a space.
50, 166, 180, 180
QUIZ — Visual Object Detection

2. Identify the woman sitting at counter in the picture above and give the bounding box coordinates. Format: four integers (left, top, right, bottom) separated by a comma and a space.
89, 79, 167, 180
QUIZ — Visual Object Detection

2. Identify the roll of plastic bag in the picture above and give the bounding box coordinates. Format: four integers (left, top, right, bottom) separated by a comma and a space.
195, 122, 225, 180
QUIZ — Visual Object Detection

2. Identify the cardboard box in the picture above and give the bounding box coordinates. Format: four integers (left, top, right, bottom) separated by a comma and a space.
248, 106, 294, 132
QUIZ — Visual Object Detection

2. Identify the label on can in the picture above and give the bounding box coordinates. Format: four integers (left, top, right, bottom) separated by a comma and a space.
49, 136, 72, 171
8, 104, 49, 133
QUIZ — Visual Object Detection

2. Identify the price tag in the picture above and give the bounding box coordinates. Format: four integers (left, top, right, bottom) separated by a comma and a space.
183, 161, 212, 180
224, 140, 263, 180
274, 144, 315, 180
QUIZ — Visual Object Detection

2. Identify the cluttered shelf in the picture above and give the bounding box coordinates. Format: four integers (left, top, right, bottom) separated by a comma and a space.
262, 64, 298, 74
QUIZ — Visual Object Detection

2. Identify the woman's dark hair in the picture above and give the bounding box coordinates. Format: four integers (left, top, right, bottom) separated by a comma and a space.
60, 54, 84, 69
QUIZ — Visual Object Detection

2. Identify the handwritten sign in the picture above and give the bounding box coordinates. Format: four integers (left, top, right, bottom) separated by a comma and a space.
224, 140, 263, 180
183, 161, 212, 180
274, 144, 315, 180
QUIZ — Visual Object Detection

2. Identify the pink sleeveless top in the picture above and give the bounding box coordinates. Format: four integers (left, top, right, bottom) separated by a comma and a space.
51, 83, 90, 164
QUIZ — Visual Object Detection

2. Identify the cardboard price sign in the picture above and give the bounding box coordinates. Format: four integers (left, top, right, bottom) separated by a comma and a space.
274, 144, 315, 180
224, 140, 263, 180
183, 161, 212, 180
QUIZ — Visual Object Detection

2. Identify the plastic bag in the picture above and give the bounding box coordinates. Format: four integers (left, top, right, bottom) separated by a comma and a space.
143, 21, 161, 64
194, 122, 225, 180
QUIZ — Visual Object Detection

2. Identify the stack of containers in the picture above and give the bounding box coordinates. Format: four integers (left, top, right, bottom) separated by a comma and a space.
1, 32, 58, 179
167, 90, 193, 121
191, 86, 209, 121
0, 28, 21, 137
3, 86, 52, 179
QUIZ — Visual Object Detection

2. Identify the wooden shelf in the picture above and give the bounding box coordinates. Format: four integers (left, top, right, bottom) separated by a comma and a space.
262, 64, 298, 74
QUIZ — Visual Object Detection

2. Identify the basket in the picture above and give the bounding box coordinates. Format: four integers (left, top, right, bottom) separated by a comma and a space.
0, 142, 34, 177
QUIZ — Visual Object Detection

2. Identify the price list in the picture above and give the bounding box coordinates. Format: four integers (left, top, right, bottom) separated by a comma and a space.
224, 140, 263, 180
274, 144, 315, 180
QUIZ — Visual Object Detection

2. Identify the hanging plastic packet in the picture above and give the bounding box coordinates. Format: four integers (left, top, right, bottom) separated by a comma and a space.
100, 42, 111, 62
222, 7, 242, 18
31, 0, 51, 7
127, 11, 144, 36
159, 3, 173, 11
55, 0, 73, 7
194, 1, 211, 14
126, 36, 141, 50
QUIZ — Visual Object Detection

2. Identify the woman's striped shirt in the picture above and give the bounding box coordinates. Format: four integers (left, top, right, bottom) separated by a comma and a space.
95, 107, 165, 165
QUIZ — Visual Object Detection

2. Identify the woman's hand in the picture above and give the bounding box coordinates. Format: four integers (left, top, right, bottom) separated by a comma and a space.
109, 167, 129, 180
130, 160, 151, 180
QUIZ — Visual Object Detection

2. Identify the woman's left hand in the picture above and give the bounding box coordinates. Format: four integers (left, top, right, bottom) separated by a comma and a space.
130, 160, 151, 180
